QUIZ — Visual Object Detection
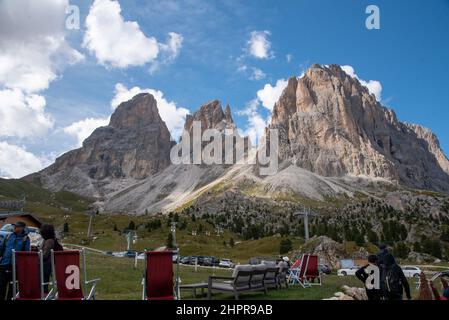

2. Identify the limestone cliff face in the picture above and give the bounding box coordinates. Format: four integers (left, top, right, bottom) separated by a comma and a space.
269, 64, 449, 192
31, 93, 175, 196
404, 123, 449, 174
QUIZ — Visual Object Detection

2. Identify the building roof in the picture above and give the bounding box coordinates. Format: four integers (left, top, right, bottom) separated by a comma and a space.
0, 211, 42, 226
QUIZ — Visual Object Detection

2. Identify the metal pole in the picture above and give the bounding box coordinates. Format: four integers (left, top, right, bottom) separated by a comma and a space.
176, 248, 180, 300
304, 209, 309, 241
126, 232, 131, 251
171, 222, 180, 299
12, 249, 16, 300
142, 251, 146, 300
87, 214, 93, 238
50, 249, 56, 295
39, 250, 44, 300
82, 248, 87, 296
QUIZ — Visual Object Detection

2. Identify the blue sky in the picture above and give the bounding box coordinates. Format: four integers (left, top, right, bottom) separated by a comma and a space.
1, 0, 449, 178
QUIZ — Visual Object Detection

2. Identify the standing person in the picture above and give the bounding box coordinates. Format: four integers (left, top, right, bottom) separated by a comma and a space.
376, 244, 389, 267
39, 224, 63, 293
355, 255, 381, 300
380, 253, 411, 300
0, 221, 30, 300
376, 244, 389, 299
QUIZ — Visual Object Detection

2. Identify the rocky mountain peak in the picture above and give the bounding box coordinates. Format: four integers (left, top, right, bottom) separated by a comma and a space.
184, 100, 236, 133
269, 64, 449, 192
109, 93, 164, 130
30, 93, 175, 197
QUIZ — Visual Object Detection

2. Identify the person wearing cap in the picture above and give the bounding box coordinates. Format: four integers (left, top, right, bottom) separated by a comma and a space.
0, 221, 30, 300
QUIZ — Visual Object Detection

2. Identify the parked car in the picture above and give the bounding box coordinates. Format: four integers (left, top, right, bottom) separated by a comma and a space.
0, 224, 42, 250
180, 256, 192, 264
0, 223, 14, 238
112, 251, 126, 257
188, 256, 204, 265
203, 256, 220, 267
401, 266, 422, 278
319, 264, 332, 274
219, 259, 235, 268
337, 266, 359, 276
124, 250, 138, 258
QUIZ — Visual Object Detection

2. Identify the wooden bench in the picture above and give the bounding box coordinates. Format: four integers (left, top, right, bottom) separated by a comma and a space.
207, 265, 268, 300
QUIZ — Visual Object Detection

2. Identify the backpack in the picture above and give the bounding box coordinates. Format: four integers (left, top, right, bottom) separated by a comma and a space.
0, 233, 29, 259
385, 266, 402, 295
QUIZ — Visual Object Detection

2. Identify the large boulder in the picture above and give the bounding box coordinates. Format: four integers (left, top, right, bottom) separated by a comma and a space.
294, 236, 347, 269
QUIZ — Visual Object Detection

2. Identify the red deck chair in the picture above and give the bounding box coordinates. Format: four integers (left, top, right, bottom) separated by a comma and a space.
11, 250, 51, 300
305, 254, 322, 286
142, 251, 176, 300
51, 249, 99, 300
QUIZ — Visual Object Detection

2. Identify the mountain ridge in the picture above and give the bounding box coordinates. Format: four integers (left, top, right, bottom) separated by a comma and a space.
24, 64, 449, 214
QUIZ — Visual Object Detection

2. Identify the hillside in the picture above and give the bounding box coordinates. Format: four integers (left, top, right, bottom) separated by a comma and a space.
0, 178, 94, 214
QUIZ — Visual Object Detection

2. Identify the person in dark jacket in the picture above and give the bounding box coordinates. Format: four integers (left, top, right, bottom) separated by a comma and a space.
376, 244, 390, 299
376, 244, 389, 267
0, 221, 30, 300
356, 255, 381, 300
39, 224, 62, 293
380, 253, 411, 300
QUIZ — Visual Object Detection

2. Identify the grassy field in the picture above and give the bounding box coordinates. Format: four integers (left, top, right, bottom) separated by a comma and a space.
82, 251, 425, 300
0, 178, 445, 300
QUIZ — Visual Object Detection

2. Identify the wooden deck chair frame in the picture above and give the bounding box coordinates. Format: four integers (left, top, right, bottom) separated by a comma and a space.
297, 254, 311, 288
11, 250, 54, 300
142, 249, 180, 300
287, 258, 302, 285
50, 248, 100, 300
288, 254, 312, 288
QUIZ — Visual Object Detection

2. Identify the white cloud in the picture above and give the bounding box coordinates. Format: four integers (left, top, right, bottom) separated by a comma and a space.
249, 68, 266, 81
0, 88, 54, 138
247, 31, 273, 59
111, 84, 189, 140
149, 32, 184, 73
341, 65, 382, 101
239, 78, 288, 145
256, 79, 288, 111
83, 0, 183, 70
0, 0, 84, 178
0, 142, 51, 178
63, 117, 110, 147
286, 54, 293, 63
0, 0, 84, 93
238, 99, 269, 146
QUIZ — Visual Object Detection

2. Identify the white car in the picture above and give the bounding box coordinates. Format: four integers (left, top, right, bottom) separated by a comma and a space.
401, 266, 421, 278
337, 266, 359, 276
219, 259, 235, 268
27, 227, 43, 250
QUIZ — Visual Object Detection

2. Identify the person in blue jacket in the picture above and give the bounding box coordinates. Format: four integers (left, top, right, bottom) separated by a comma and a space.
0, 221, 30, 300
